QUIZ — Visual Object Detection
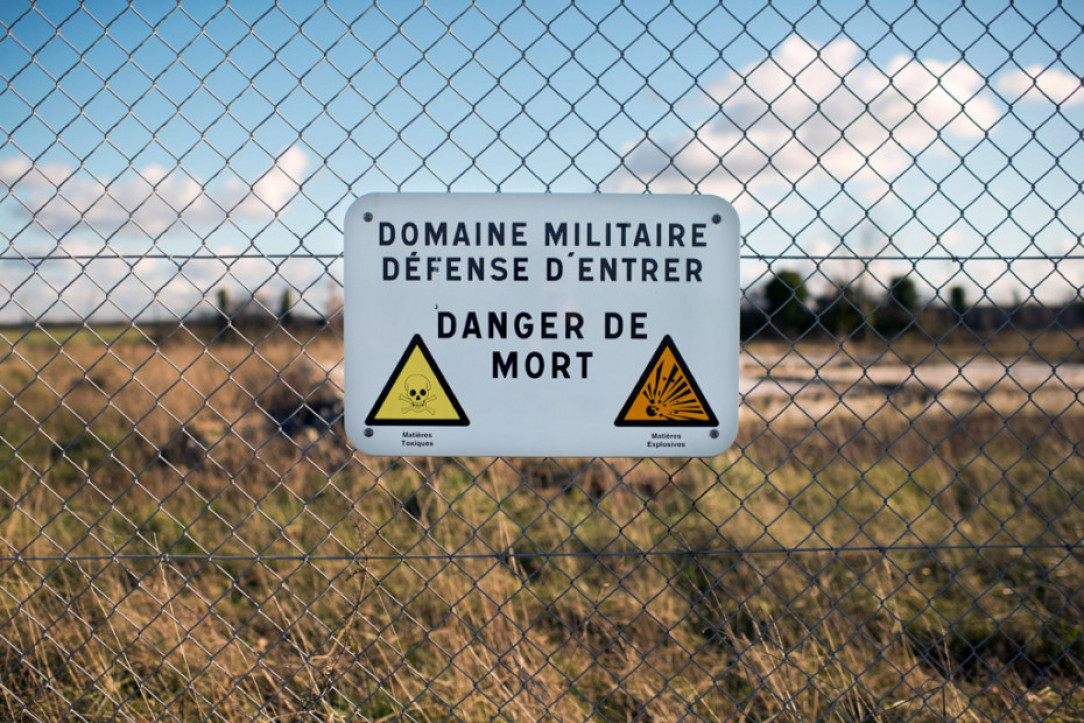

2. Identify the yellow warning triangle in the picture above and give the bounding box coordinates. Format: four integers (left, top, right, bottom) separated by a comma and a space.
366, 335, 469, 426
615, 335, 718, 426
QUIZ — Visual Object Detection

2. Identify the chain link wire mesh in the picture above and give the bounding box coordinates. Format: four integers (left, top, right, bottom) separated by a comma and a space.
1, 1, 1082, 719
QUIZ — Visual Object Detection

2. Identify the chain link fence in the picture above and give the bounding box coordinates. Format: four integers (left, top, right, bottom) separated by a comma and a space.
1, 1, 1082, 719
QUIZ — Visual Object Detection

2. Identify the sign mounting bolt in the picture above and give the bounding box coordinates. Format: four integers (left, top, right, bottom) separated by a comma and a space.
364, 211, 374, 222
711, 214, 721, 224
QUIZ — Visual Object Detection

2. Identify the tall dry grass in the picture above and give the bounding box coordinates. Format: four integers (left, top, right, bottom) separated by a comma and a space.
0, 326, 1080, 720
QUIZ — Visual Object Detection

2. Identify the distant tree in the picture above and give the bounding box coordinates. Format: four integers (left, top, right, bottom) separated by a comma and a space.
817, 280, 866, 337
216, 287, 230, 332
875, 275, 919, 337
279, 288, 294, 326
888, 275, 919, 312
740, 301, 770, 341
949, 285, 968, 316
764, 269, 813, 337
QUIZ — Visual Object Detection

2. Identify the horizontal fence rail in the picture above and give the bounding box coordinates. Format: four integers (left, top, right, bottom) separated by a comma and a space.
1, 1, 1082, 720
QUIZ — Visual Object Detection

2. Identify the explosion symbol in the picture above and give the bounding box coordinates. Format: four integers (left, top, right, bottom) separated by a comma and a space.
639, 359, 708, 421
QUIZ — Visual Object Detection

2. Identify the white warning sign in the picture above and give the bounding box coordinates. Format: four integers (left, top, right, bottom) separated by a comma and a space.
344, 193, 739, 457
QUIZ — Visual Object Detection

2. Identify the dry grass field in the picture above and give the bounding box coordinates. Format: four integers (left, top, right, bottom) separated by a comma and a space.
0, 324, 1081, 720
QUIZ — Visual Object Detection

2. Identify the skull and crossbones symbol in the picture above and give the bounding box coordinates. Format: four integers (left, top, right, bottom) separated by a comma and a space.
399, 374, 439, 414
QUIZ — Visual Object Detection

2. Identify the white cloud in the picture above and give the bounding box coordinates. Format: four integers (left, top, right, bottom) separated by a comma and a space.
996, 65, 1083, 106
0, 237, 333, 325
246, 145, 310, 214
0, 145, 311, 239
878, 56, 1000, 139
618, 36, 1002, 194
0, 147, 317, 323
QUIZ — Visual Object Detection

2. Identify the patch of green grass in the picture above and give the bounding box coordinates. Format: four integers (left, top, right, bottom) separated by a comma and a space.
1, 324, 146, 350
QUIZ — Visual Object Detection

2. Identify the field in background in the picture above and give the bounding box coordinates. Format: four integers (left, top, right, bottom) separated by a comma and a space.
0, 324, 1081, 720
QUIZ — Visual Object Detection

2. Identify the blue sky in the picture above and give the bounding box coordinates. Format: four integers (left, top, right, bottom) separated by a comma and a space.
1, 0, 1082, 323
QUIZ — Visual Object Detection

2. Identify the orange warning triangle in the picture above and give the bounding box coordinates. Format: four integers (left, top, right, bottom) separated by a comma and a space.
366, 335, 469, 426
615, 335, 718, 426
